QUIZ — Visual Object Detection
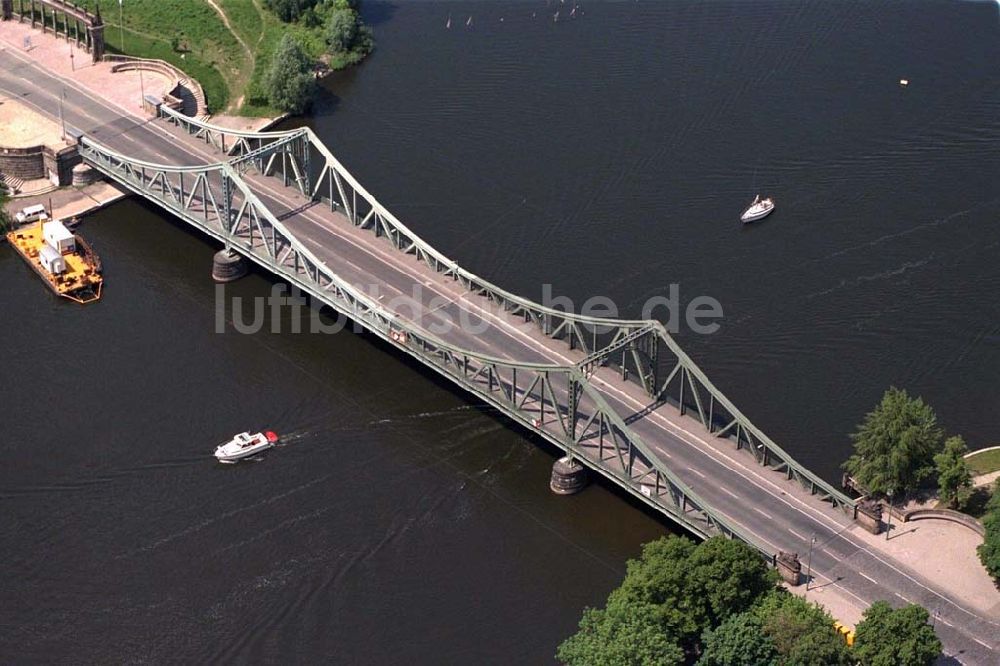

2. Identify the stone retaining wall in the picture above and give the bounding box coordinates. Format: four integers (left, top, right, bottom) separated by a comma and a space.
44, 144, 79, 185
0, 145, 45, 180
0, 144, 80, 185
903, 508, 985, 537
104, 54, 208, 116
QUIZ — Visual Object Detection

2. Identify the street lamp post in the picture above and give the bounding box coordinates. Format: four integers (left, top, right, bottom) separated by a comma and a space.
805, 533, 817, 591
118, 0, 124, 54
885, 488, 894, 541
58, 87, 66, 140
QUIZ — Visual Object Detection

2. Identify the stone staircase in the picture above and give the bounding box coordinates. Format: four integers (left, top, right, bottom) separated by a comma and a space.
175, 76, 209, 118
0, 171, 25, 195
104, 55, 209, 118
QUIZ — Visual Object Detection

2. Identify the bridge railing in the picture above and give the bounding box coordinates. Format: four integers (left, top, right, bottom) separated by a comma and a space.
648, 325, 854, 511
157, 105, 660, 359
156, 107, 856, 513
89, 110, 858, 527
77, 134, 774, 554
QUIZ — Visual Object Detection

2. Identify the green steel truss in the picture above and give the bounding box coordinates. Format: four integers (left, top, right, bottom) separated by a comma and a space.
77, 107, 855, 556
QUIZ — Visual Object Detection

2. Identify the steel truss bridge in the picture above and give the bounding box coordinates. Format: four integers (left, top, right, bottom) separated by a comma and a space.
76, 105, 856, 555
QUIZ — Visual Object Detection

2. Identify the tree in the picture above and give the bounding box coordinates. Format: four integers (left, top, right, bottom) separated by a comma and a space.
557, 597, 685, 666
698, 612, 778, 666
853, 601, 942, 666
934, 435, 973, 509
686, 536, 778, 627
560, 535, 778, 662
264, 35, 317, 114
264, 0, 319, 23
614, 536, 776, 647
0, 180, 10, 233
753, 591, 853, 666
978, 479, 1000, 580
326, 6, 358, 53
612, 536, 705, 642
843, 387, 944, 496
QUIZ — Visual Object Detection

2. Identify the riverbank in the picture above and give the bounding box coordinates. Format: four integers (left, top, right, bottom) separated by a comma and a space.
0, 19, 286, 224
966, 446, 1000, 477
3, 181, 128, 226
59, 0, 372, 116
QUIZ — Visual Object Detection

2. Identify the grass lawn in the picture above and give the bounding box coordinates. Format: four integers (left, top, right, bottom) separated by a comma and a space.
21, 0, 366, 117
73, 0, 247, 112
967, 448, 1000, 475
111, 30, 230, 113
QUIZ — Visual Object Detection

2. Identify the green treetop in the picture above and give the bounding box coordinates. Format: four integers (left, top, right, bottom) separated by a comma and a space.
752, 591, 853, 666
558, 536, 777, 662
265, 0, 319, 23
843, 387, 944, 496
264, 34, 317, 114
978, 478, 1000, 580
853, 600, 942, 666
0, 181, 10, 233
934, 435, 973, 509
326, 5, 358, 52
697, 612, 778, 666
557, 596, 685, 666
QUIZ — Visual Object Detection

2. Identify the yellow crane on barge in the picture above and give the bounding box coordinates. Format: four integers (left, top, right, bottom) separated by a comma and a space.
6, 215, 103, 304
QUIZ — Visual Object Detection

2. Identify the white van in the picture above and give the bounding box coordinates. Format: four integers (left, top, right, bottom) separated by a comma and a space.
15, 204, 48, 224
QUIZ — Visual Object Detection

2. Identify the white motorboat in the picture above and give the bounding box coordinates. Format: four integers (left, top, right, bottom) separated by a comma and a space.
214, 430, 280, 463
740, 195, 775, 223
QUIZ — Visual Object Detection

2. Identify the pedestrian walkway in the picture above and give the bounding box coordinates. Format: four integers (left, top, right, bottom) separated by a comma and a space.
0, 20, 168, 117
791, 514, 999, 630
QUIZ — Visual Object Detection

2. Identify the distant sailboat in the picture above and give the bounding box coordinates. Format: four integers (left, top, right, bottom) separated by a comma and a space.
554, 10, 560, 21
466, 15, 473, 27
446, 14, 451, 29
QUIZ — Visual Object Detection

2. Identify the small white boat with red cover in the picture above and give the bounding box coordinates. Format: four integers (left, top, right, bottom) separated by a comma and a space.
215, 430, 280, 463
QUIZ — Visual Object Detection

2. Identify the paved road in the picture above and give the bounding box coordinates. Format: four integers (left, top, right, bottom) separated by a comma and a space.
2, 47, 996, 663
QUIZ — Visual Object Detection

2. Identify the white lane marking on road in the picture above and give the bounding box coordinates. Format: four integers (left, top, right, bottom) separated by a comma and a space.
938, 618, 954, 628
896, 593, 911, 603
720, 487, 739, 499
299, 236, 460, 335
64, 106, 1000, 632
13, 53, 999, 642
688, 468, 706, 479
752, 506, 770, 519
787, 527, 807, 541
853, 546, 1000, 628
973, 638, 992, 649
858, 571, 878, 585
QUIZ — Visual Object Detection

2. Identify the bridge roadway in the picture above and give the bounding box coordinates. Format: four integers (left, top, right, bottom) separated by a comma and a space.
2, 48, 996, 662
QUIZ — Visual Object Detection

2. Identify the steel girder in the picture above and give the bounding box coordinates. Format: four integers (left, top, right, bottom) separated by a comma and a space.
81, 109, 856, 553
77, 135, 769, 552
160, 106, 854, 513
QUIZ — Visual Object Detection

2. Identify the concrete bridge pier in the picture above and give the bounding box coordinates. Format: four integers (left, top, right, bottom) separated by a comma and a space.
550, 456, 588, 495
211, 248, 248, 283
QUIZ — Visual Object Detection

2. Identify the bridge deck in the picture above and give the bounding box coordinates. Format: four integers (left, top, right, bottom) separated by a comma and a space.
82, 110, 862, 560
3, 42, 993, 659
112, 116, 1000, 658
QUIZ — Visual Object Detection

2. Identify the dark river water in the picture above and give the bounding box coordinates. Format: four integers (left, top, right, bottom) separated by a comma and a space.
3, 1, 999, 662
